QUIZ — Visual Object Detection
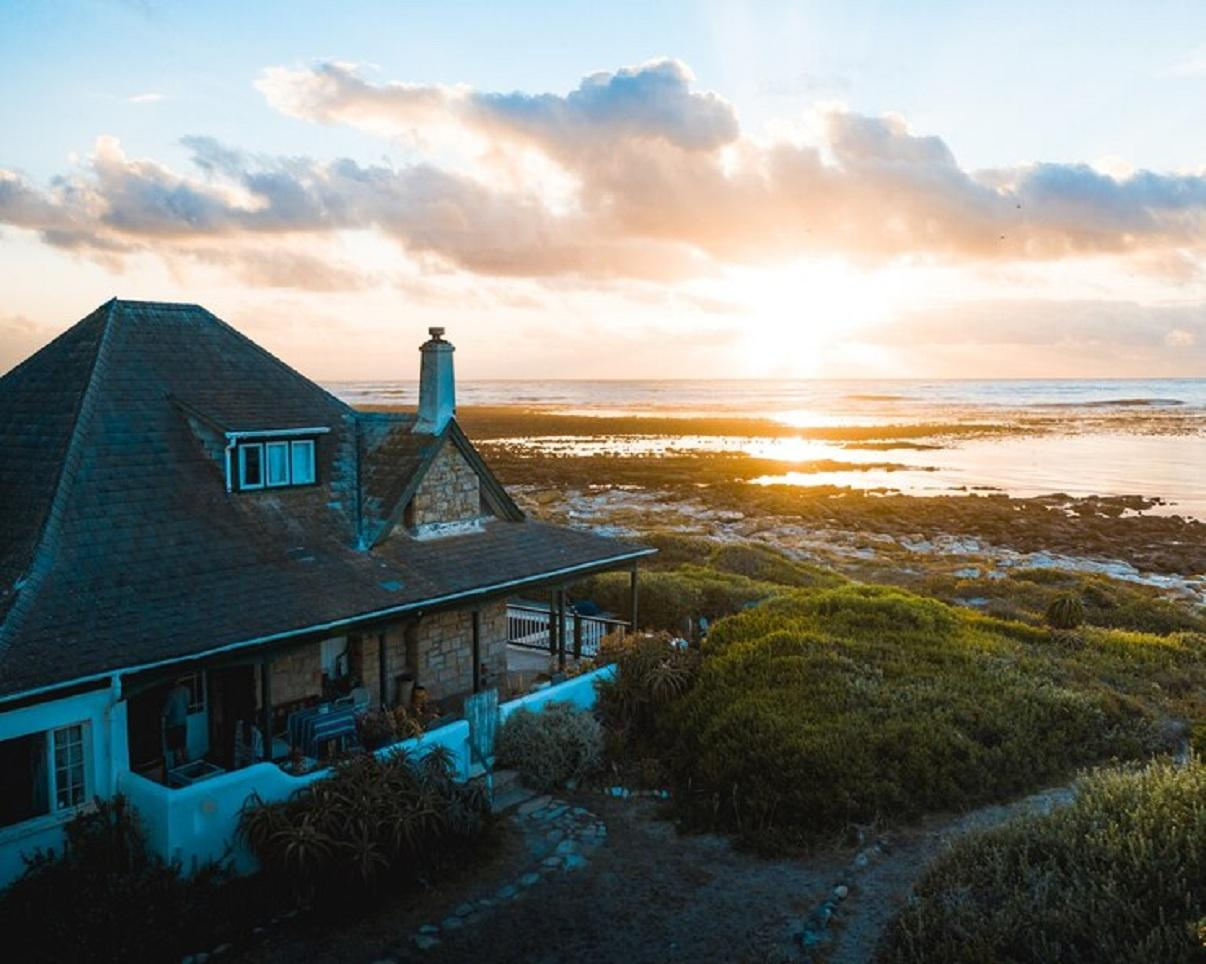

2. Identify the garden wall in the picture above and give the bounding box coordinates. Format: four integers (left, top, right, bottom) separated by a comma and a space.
115, 664, 615, 876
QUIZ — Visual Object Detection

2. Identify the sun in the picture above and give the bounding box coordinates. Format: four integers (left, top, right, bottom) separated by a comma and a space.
715, 259, 898, 377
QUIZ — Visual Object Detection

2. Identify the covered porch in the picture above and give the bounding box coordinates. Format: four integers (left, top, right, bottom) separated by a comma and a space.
120, 562, 641, 790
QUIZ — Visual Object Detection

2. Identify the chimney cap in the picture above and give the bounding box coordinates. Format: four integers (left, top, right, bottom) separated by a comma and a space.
427, 326, 445, 340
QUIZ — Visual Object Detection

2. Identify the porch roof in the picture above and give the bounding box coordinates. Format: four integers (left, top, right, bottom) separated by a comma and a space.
2, 517, 650, 699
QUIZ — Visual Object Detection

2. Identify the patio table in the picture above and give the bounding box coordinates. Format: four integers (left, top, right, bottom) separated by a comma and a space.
287, 703, 361, 758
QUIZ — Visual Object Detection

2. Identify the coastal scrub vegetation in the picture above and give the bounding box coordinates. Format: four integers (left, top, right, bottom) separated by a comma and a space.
919, 565, 1206, 636
238, 746, 491, 905
496, 701, 603, 790
0, 796, 254, 963
573, 532, 845, 635
878, 758, 1205, 964
599, 583, 1204, 851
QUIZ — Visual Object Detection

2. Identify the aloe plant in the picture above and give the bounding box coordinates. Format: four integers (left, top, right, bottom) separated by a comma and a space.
1045, 592, 1086, 630
237, 746, 490, 902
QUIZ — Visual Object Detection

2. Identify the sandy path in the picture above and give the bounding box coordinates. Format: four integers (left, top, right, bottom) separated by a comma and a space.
823, 786, 1075, 963
227, 785, 1075, 964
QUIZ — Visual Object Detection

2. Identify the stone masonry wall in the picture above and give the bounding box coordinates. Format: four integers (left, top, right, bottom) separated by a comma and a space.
264, 645, 322, 707
372, 600, 508, 702
409, 443, 481, 529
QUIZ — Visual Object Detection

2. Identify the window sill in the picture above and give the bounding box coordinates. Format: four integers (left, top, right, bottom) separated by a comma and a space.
0, 802, 93, 848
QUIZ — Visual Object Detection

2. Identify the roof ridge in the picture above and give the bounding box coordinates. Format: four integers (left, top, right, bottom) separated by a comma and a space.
193, 304, 356, 418
0, 299, 121, 657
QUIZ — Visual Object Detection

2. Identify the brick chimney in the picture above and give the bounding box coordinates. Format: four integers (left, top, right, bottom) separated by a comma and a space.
415, 326, 455, 434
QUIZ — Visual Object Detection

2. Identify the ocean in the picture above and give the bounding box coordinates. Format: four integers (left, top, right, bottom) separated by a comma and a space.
328, 378, 1206, 520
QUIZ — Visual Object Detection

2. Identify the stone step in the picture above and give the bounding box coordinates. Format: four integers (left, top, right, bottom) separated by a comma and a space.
491, 770, 535, 813
468, 768, 534, 814
491, 768, 522, 794
492, 785, 536, 813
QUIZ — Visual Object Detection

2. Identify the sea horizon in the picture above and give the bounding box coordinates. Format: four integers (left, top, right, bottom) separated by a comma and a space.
328, 376, 1206, 521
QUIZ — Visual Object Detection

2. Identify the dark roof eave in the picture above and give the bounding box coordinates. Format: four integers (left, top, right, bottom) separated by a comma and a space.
0, 546, 656, 707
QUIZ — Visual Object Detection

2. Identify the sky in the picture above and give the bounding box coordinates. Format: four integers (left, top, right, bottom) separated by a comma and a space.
2, 0, 1206, 381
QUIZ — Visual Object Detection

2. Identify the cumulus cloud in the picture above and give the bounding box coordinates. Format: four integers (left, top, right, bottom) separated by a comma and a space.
3, 58, 1206, 290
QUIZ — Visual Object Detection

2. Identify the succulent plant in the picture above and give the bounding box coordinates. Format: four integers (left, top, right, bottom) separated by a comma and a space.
1045, 592, 1086, 630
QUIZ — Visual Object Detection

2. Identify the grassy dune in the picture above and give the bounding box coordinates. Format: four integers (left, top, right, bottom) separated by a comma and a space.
879, 758, 1205, 964
662, 585, 1201, 849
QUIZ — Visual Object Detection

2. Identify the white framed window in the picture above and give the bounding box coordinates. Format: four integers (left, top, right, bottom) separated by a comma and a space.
179, 672, 206, 714
0, 724, 90, 828
291, 440, 316, 485
320, 636, 348, 679
265, 441, 290, 487
52, 725, 86, 812
238, 443, 264, 490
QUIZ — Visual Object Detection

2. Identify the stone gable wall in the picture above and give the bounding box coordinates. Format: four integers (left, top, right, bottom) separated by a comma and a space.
409, 443, 481, 528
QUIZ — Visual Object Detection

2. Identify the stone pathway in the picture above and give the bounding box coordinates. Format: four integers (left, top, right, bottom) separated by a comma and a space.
406, 794, 606, 953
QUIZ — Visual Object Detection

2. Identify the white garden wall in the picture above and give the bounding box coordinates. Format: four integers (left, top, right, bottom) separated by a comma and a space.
111, 664, 615, 876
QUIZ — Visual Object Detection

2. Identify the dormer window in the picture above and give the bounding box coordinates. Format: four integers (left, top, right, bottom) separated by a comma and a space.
291, 439, 316, 484
238, 444, 263, 490
265, 441, 290, 487
233, 437, 319, 492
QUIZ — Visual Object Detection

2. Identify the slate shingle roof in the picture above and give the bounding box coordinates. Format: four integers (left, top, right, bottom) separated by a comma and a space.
0, 300, 650, 700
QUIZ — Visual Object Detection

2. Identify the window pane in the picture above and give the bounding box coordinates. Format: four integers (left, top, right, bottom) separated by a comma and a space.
265, 442, 290, 486
239, 444, 263, 488
182, 672, 205, 713
52, 726, 85, 812
0, 732, 49, 827
291, 440, 316, 485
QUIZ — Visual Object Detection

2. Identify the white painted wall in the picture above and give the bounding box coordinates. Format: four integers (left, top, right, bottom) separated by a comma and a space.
0, 684, 127, 887
499, 664, 616, 722
2, 664, 616, 884
117, 718, 474, 875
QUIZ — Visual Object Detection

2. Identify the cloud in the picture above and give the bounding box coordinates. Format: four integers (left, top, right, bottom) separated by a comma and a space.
3, 58, 1206, 291
126, 92, 165, 104
1164, 46, 1206, 78
258, 58, 739, 154
869, 298, 1206, 352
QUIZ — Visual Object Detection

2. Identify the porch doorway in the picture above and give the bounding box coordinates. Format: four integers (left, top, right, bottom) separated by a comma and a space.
207, 665, 257, 770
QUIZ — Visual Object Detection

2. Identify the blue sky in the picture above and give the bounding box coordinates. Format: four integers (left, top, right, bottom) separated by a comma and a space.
2, 1, 1205, 379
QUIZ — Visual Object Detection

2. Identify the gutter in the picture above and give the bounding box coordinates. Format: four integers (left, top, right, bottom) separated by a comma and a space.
0, 546, 657, 708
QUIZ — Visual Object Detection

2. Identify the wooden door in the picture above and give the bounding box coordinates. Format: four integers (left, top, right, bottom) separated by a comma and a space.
208, 665, 256, 769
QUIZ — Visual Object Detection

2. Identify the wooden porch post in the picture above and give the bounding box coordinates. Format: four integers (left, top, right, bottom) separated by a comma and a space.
557, 589, 568, 670
629, 564, 640, 634
259, 659, 273, 762
377, 631, 388, 706
472, 609, 482, 693
548, 589, 559, 659
573, 608, 583, 660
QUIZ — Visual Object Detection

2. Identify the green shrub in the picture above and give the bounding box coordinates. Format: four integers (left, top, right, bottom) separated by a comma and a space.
637, 531, 719, 569
879, 758, 1206, 964
1046, 592, 1086, 630
595, 633, 701, 758
707, 543, 845, 589
574, 567, 778, 634
657, 586, 1200, 850
635, 533, 845, 591
238, 747, 490, 903
937, 568, 1206, 635
0, 796, 245, 963
496, 702, 603, 791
